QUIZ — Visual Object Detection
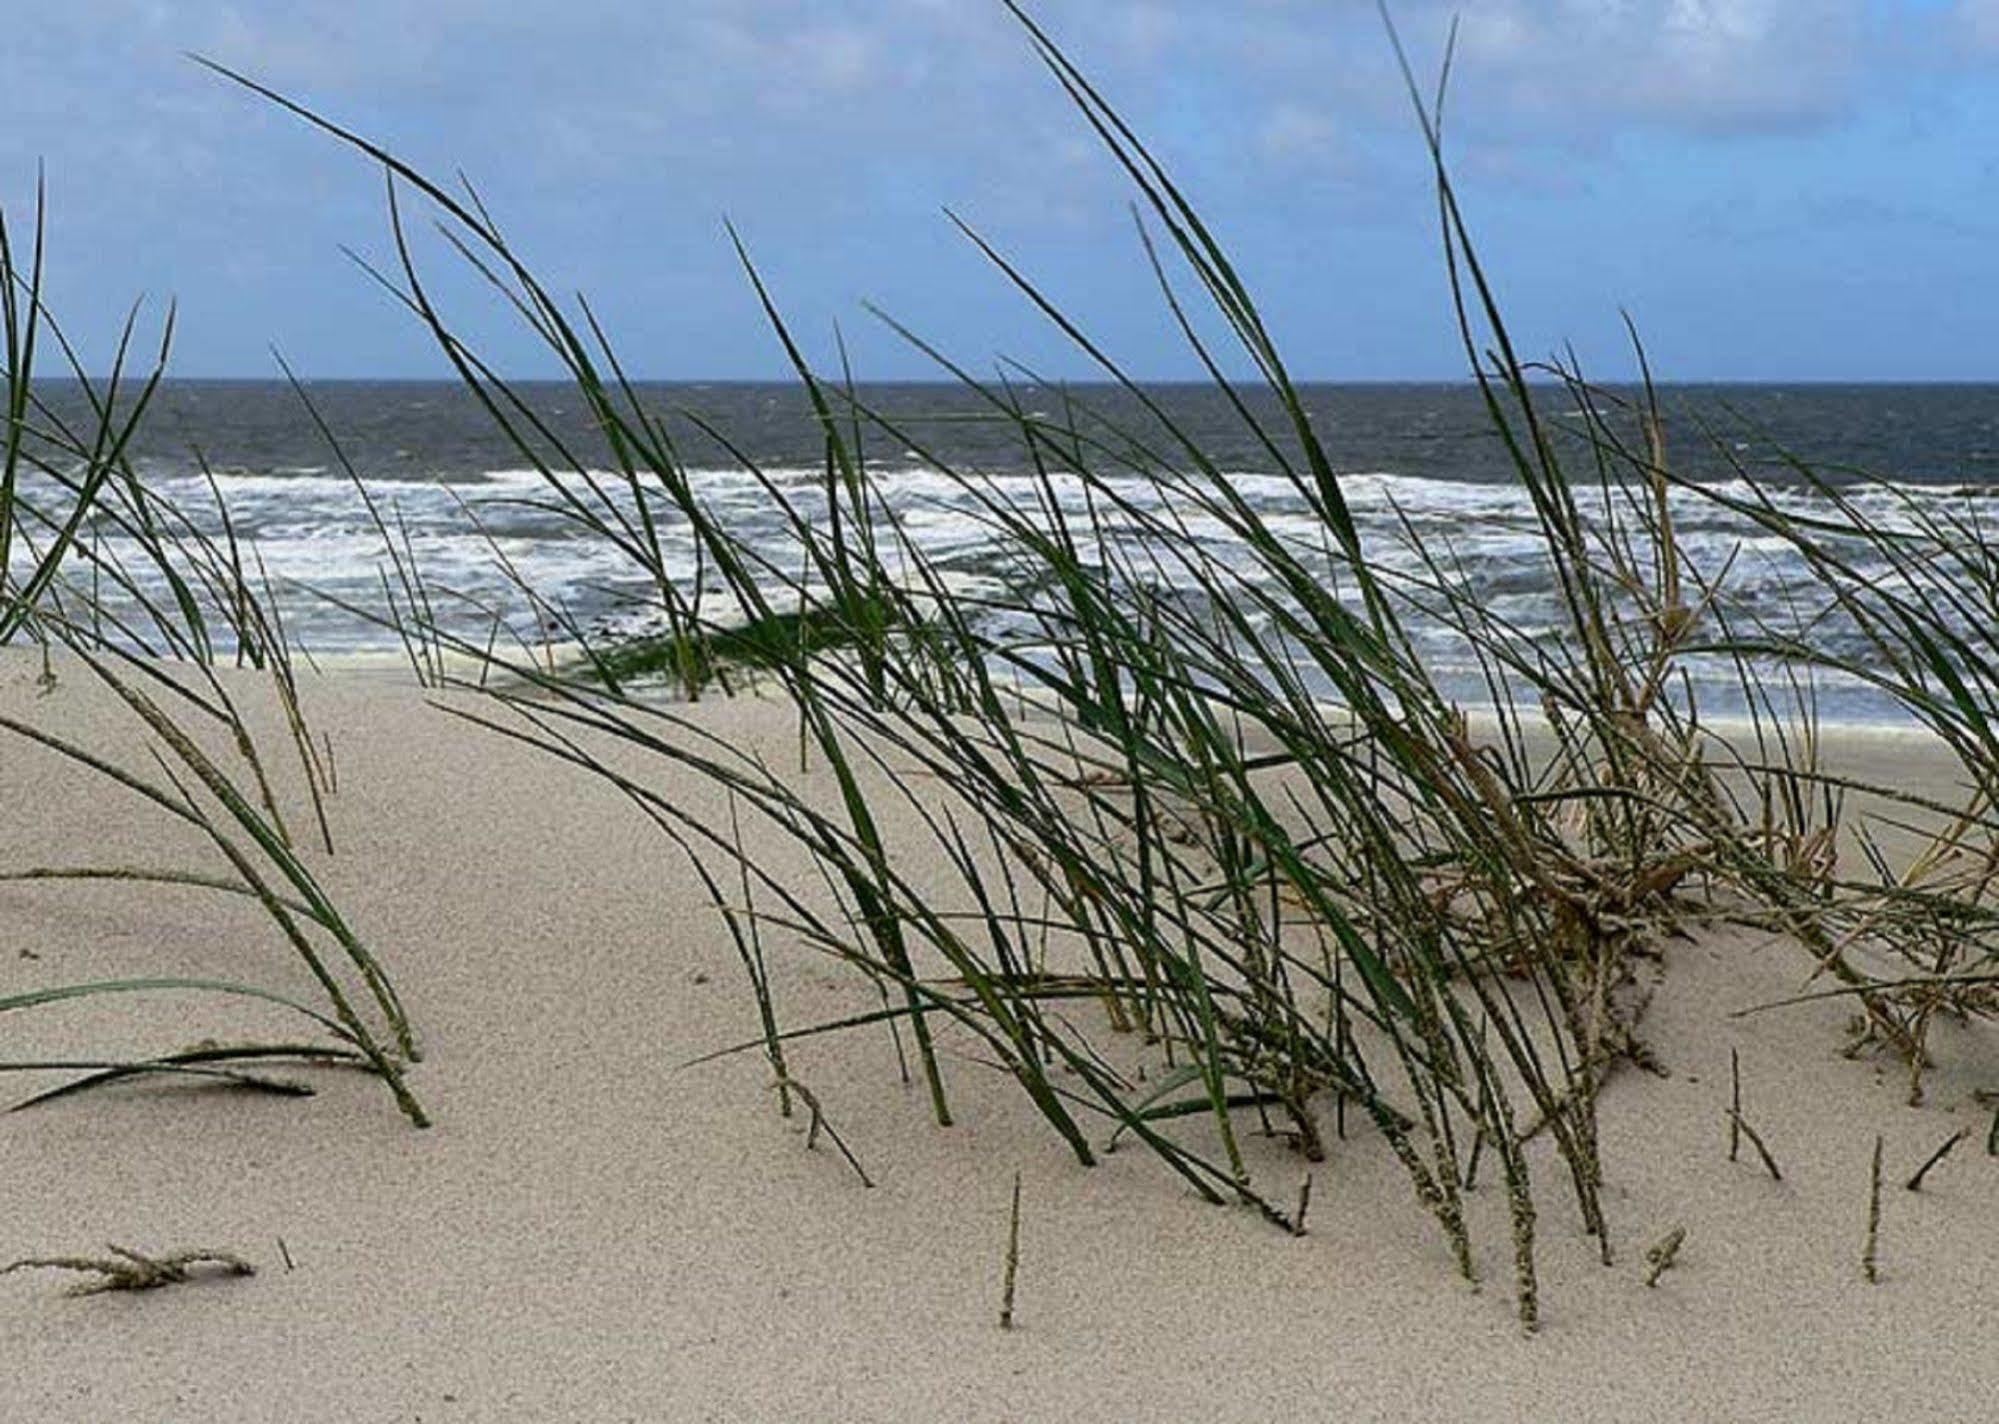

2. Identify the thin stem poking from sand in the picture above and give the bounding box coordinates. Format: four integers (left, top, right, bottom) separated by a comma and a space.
1904, 1128, 1968, 1193
1292, 1173, 1313, 1238
1864, 1134, 1884, 1284
782, 1078, 873, 1189
1727, 1109, 1784, 1182
1000, 1170, 1022, 1331
1729, 1048, 1741, 1164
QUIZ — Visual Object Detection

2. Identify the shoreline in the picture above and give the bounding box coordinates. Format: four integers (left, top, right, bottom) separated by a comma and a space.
297, 643, 1958, 741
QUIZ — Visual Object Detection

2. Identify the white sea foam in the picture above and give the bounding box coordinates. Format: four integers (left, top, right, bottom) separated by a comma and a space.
15, 454, 1992, 713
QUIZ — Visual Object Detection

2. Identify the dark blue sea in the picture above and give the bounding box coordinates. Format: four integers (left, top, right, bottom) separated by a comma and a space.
23, 380, 1999, 721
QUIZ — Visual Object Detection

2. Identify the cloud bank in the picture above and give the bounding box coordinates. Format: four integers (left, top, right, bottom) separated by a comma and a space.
2, 2, 1993, 379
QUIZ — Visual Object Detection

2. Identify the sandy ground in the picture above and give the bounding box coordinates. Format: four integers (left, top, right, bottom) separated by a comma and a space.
2, 650, 1996, 1422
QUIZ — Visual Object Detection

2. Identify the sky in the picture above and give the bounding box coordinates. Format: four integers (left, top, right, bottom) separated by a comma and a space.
6, 1, 1997, 383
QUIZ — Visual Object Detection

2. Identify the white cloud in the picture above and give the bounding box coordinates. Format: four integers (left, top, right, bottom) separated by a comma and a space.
1258, 103, 1343, 163
1958, 0, 1999, 50
1384, 0, 1873, 133
6, 0, 1996, 254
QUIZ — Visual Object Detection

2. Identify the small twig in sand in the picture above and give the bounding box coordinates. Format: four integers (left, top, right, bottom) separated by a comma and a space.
3, 1245, 254, 1296
1292, 1173, 1313, 1238
777, 1078, 874, 1188
1643, 1225, 1687, 1287
1864, 1134, 1884, 1284
276, 1237, 296, 1272
1904, 1128, 1969, 1193
1000, 1170, 1023, 1331
1726, 1109, 1784, 1182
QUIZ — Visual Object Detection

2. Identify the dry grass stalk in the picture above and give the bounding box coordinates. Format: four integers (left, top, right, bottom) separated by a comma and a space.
3, 1245, 254, 1296
777, 1078, 873, 1189
1643, 1225, 1686, 1287
1905, 1128, 1969, 1193
1727, 1109, 1784, 1182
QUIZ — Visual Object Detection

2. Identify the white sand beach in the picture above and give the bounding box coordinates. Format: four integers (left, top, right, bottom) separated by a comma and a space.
3, 652, 1996, 1422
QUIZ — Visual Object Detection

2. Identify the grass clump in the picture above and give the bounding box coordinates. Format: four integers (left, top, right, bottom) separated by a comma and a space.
0, 631, 428, 1128
110, 0, 1999, 1332
0, 189, 425, 1128
211, 7, 1701, 1330
580, 600, 901, 696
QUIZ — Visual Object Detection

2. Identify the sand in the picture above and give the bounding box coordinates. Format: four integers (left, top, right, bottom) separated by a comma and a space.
2, 650, 1995, 1422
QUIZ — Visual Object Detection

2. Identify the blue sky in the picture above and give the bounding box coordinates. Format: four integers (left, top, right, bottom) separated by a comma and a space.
7, 1, 1997, 381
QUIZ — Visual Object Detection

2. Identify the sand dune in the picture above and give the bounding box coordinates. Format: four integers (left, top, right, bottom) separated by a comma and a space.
3, 652, 1995, 1422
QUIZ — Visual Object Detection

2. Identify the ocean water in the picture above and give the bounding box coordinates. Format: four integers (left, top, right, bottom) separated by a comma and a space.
17, 380, 1999, 722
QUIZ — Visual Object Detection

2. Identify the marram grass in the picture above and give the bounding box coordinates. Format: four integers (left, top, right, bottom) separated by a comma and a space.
0, 215, 425, 1126
0, 1, 1994, 1333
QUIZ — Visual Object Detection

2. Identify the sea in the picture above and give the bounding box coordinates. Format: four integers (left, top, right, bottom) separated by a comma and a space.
20, 380, 1999, 723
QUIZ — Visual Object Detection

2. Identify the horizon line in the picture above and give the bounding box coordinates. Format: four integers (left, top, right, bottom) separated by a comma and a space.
34, 373, 1999, 388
